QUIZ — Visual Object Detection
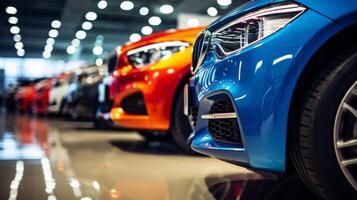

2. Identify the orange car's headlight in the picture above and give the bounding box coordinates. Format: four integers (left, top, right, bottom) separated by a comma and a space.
127, 41, 190, 69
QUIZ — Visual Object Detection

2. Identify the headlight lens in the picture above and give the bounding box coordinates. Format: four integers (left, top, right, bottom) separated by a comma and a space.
211, 3, 306, 58
127, 41, 190, 68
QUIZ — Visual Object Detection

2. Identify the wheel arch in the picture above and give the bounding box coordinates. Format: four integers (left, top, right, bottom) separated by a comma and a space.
285, 24, 357, 173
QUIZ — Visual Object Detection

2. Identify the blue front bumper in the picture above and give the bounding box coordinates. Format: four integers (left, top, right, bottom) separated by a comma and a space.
190, 8, 335, 172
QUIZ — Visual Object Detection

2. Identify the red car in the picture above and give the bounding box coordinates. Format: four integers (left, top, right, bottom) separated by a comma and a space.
32, 78, 53, 115
15, 84, 36, 113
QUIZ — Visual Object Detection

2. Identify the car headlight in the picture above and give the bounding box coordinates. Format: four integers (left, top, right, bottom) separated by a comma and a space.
211, 3, 306, 58
127, 41, 190, 69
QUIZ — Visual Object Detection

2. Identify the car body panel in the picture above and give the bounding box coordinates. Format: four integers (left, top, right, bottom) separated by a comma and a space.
292, 0, 357, 26
32, 78, 53, 114
15, 85, 36, 112
110, 27, 203, 131
190, 0, 356, 172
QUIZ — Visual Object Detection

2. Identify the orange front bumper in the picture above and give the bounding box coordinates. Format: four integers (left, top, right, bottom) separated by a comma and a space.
111, 49, 192, 131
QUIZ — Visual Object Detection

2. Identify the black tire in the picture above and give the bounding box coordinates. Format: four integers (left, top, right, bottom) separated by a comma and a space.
137, 130, 168, 141
289, 50, 357, 199
170, 86, 195, 154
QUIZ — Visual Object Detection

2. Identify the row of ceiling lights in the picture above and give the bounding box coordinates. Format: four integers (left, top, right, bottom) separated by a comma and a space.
129, 0, 232, 42
66, 11, 98, 56
92, 0, 232, 60
65, 1, 171, 57
8, 0, 230, 59
42, 20, 62, 59
5, 6, 25, 57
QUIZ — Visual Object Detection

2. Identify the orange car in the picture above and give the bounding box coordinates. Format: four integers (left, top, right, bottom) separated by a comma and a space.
111, 27, 203, 152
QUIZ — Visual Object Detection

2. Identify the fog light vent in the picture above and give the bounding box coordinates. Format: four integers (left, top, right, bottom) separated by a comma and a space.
208, 95, 242, 145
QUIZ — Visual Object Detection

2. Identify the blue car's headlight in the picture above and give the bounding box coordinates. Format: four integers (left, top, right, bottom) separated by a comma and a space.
211, 3, 306, 58
191, 3, 306, 73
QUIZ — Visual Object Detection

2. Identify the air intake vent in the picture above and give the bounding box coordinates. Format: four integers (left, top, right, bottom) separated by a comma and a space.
208, 95, 243, 145
121, 92, 147, 115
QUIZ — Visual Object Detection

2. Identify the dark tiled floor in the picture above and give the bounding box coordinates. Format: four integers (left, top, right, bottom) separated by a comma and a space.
0, 112, 318, 200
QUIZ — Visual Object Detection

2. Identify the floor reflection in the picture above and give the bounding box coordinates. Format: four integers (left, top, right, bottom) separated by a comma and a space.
0, 113, 318, 200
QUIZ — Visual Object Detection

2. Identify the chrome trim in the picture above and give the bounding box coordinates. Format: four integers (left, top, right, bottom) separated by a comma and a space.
183, 84, 189, 116
191, 30, 211, 74
201, 112, 237, 119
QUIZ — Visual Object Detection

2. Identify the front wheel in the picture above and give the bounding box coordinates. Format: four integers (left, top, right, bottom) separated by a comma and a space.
290, 50, 357, 199
170, 86, 195, 154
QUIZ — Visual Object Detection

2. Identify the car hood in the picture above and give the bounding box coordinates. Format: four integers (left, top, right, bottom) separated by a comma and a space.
207, 0, 275, 31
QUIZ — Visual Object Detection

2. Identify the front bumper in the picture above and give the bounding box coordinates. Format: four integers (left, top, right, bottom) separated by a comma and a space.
110, 63, 190, 131
189, 9, 334, 172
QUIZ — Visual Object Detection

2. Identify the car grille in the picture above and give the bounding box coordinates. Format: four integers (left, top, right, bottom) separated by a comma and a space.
192, 32, 205, 73
191, 30, 211, 74
208, 95, 243, 145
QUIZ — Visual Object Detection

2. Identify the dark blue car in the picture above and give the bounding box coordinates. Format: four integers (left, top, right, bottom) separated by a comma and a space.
187, 0, 357, 199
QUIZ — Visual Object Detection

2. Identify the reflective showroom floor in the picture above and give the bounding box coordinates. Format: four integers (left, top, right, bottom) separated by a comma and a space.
0, 110, 319, 200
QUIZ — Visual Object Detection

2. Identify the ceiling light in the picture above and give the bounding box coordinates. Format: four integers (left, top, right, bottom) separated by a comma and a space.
148, 16, 161, 26
95, 58, 103, 66
207, 7, 218, 16
141, 26, 153, 35
43, 51, 51, 59
17, 49, 25, 57
129, 33, 141, 43
10, 26, 20, 34
6, 6, 17, 15
98, 0, 108, 9
120, 1, 134, 11
217, 0, 232, 6
49, 29, 59, 38
71, 39, 81, 47
160, 4, 174, 14
15, 42, 23, 50
67, 45, 76, 55
51, 20, 61, 29
85, 12, 97, 21
13, 34, 21, 42
82, 21, 93, 30
76, 30, 87, 40
187, 18, 200, 27
8, 17, 18, 24
44, 44, 53, 52
46, 38, 55, 45
93, 46, 103, 55
139, 7, 149, 16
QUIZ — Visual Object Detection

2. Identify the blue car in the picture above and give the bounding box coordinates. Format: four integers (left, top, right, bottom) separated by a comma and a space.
187, 0, 357, 199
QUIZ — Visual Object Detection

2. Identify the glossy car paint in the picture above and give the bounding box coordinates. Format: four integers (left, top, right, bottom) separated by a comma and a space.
190, 0, 357, 172
110, 27, 203, 131
32, 78, 53, 114
15, 85, 36, 112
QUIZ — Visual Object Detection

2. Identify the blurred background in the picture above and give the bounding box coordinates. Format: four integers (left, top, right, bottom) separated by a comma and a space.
0, 0, 248, 87
0, 0, 320, 200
